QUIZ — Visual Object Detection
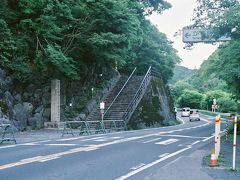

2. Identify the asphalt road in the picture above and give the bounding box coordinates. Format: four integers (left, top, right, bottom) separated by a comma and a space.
0, 114, 224, 180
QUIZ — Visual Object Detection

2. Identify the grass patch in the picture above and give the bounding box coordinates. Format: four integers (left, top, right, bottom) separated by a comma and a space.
202, 152, 225, 167
199, 110, 230, 119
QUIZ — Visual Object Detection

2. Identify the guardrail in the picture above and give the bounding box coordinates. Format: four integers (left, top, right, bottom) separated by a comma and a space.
60, 120, 125, 137
103, 67, 137, 117
122, 66, 152, 124
0, 124, 16, 144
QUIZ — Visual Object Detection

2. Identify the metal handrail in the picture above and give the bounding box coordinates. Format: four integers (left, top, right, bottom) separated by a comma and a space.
122, 66, 152, 123
103, 67, 137, 116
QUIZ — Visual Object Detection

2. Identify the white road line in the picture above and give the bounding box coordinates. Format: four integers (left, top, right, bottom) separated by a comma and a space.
95, 137, 122, 142
155, 139, 179, 145
115, 147, 191, 180
44, 144, 77, 146
0, 145, 17, 149
130, 163, 146, 170
159, 134, 207, 139
57, 137, 85, 141
21, 143, 37, 146
202, 135, 214, 142
142, 138, 162, 143
80, 137, 106, 142
35, 140, 52, 143
39, 156, 60, 162
191, 140, 200, 145
176, 117, 185, 125
158, 153, 170, 158
0, 134, 154, 170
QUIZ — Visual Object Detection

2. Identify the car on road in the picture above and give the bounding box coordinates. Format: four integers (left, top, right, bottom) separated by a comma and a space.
189, 110, 200, 121
181, 107, 191, 117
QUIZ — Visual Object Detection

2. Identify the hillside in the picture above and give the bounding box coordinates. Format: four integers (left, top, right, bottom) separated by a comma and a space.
169, 65, 195, 85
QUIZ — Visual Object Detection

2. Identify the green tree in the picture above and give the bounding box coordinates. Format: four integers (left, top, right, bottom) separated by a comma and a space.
0, 0, 178, 84
217, 96, 238, 113
171, 81, 195, 103
177, 90, 204, 109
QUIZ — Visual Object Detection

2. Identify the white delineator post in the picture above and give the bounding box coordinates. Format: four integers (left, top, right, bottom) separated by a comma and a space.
232, 116, 238, 170
51, 79, 61, 123
218, 115, 221, 157
215, 115, 221, 159
100, 102, 105, 124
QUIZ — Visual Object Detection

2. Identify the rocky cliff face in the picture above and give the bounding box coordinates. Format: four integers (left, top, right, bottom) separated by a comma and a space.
0, 68, 52, 130
127, 77, 176, 130
0, 67, 119, 131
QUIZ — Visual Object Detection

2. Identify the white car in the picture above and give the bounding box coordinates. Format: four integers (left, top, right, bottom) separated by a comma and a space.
189, 110, 200, 121
181, 107, 191, 117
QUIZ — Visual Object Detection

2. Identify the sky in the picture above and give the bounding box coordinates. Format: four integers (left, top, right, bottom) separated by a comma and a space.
149, 0, 218, 69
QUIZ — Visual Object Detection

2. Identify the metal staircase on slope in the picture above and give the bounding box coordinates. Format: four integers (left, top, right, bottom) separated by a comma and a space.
86, 66, 153, 131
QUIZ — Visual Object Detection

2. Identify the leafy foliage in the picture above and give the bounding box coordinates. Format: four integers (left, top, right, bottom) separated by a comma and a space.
169, 65, 195, 85
193, 0, 240, 39
177, 90, 204, 109
0, 0, 178, 84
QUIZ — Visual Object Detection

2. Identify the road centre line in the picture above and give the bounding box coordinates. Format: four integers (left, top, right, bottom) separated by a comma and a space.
115, 146, 191, 180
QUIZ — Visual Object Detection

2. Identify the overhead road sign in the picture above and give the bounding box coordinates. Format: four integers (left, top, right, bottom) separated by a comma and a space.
182, 28, 231, 43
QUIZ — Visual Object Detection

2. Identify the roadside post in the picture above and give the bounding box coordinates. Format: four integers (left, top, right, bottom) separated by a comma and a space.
215, 115, 221, 159
100, 101, 105, 125
212, 98, 217, 112
226, 117, 229, 142
232, 116, 238, 170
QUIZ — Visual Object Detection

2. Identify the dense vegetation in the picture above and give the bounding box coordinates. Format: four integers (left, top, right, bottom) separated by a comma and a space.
192, 0, 240, 99
0, 0, 179, 85
170, 0, 240, 114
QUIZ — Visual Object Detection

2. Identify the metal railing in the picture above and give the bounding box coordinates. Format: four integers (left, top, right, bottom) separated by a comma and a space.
122, 66, 152, 124
103, 67, 137, 117
60, 120, 125, 136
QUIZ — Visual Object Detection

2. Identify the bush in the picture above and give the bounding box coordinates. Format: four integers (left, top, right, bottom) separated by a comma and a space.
177, 90, 204, 109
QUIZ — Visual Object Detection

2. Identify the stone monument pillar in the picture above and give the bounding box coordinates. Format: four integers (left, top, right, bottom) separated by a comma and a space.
51, 79, 60, 125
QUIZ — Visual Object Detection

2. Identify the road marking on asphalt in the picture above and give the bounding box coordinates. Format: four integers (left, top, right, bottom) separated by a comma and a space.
158, 134, 207, 139
44, 143, 77, 146
142, 137, 162, 143
115, 146, 191, 180
155, 139, 179, 145
38, 156, 60, 162
95, 136, 122, 142
191, 140, 201, 145
130, 163, 146, 170
57, 137, 86, 141
158, 153, 170, 158
0, 134, 155, 170
21, 143, 37, 146
202, 135, 214, 142
0, 145, 17, 149
80, 136, 106, 142
176, 117, 185, 125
